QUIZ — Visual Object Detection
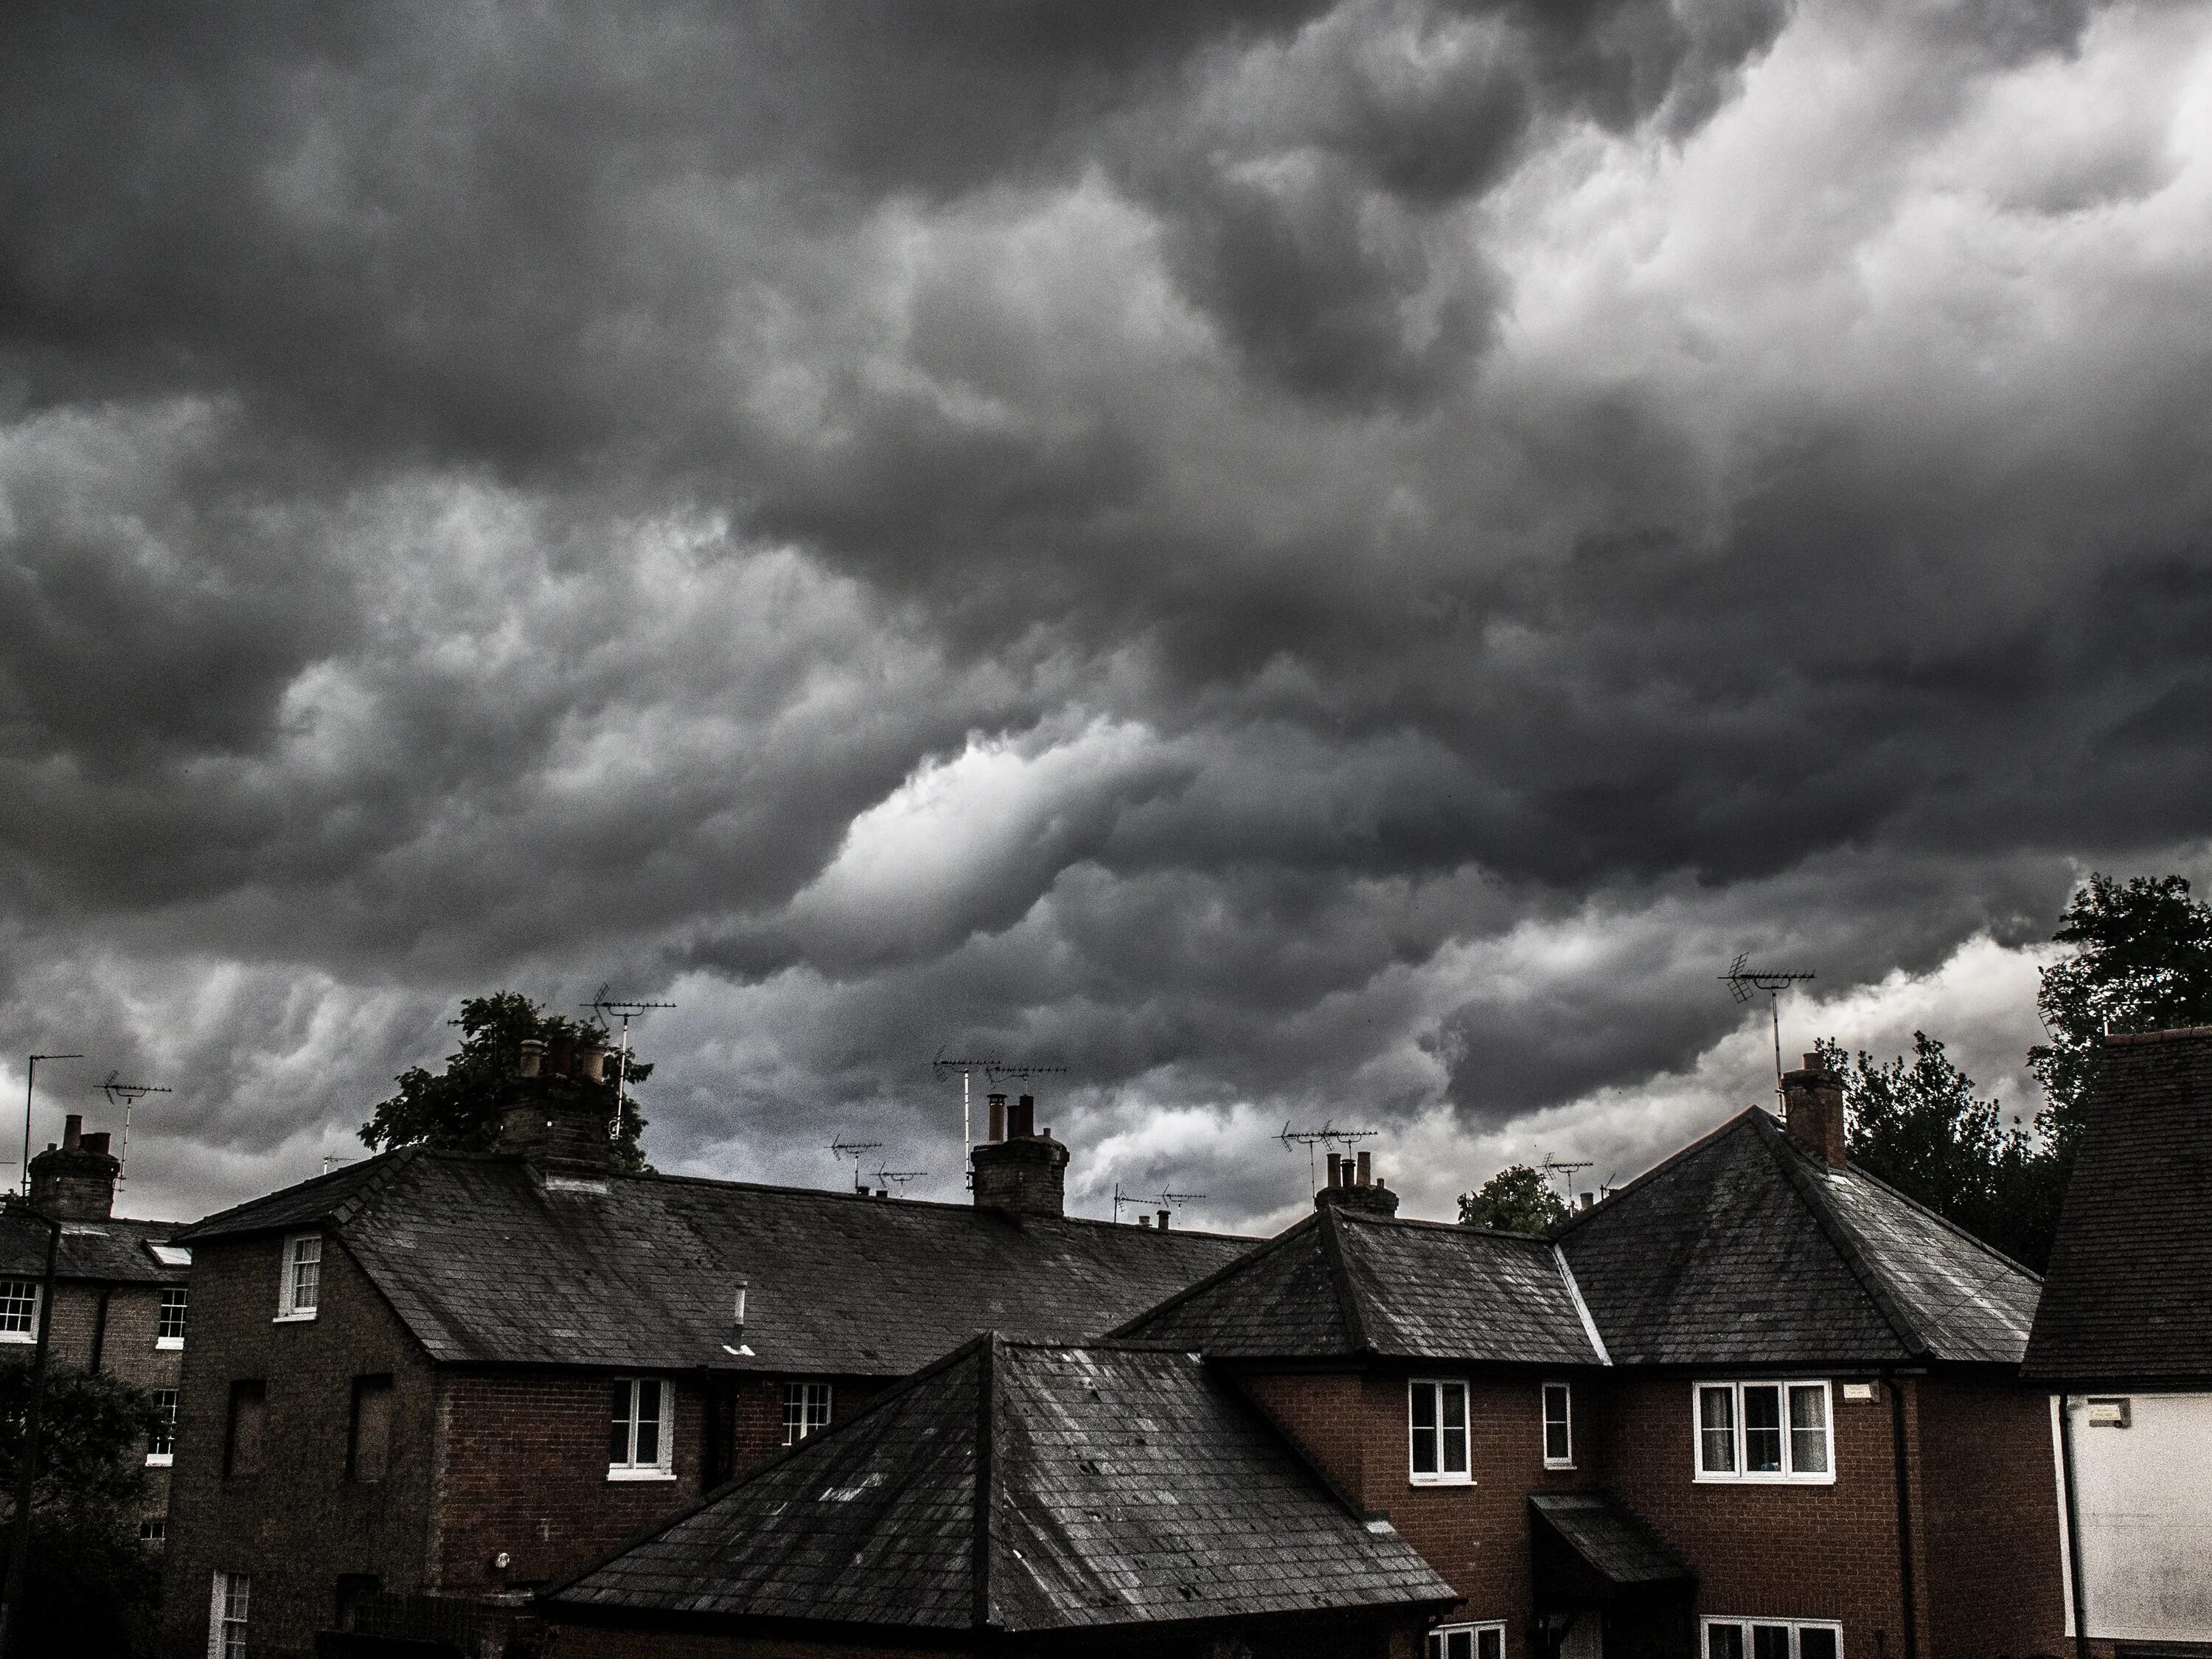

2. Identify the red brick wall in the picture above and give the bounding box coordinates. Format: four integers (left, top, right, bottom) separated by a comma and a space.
1916, 1377, 2067, 1659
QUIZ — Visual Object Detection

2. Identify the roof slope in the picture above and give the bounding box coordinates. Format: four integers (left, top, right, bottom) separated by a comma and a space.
1556, 1110, 2041, 1368
1528, 1492, 1691, 1587
0, 1206, 187, 1285
545, 1337, 1455, 1636
181, 1151, 1255, 1375
2025, 1029, 2212, 1383
1114, 1205, 1601, 1366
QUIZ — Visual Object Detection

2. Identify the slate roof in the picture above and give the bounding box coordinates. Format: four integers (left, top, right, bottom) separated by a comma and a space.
1555, 1109, 2042, 1368
543, 1336, 1457, 1636
1528, 1493, 1691, 1587
0, 1203, 188, 1286
1111, 1204, 1603, 1367
2025, 1028, 2212, 1385
178, 1150, 1255, 1376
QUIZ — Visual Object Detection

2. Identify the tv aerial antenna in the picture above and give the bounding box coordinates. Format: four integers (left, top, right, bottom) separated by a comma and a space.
1540, 1155, 1593, 1208
1279, 1121, 1380, 1193
1720, 953, 1816, 1100
584, 986, 676, 1141
19, 1053, 83, 1198
1114, 1182, 1207, 1224
830, 1137, 883, 1194
101, 1072, 171, 1194
874, 1166, 928, 1198
932, 1049, 1068, 1183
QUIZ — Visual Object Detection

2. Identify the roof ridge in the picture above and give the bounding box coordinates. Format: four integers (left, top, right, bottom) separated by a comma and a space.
1753, 1116, 1924, 1359
1551, 1107, 1767, 1241
329, 1144, 425, 1231
1337, 1208, 1556, 1245
1104, 1214, 1313, 1339
1317, 1205, 1374, 1356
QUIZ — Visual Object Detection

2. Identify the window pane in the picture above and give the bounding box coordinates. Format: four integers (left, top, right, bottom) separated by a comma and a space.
159, 1288, 188, 1342
1545, 1385, 1571, 1462
1478, 1629, 1503, 1659
1699, 1386, 1736, 1473
1429, 1637, 1444, 1659
0, 1280, 35, 1335
1708, 1624, 1745, 1659
1743, 1385, 1784, 1473
610, 1381, 634, 1464
1790, 1385, 1830, 1475
635, 1380, 661, 1466
1752, 1627, 1791, 1659
150, 1389, 178, 1458
1449, 1632, 1472, 1659
1441, 1383, 1469, 1475
1410, 1385, 1439, 1475
1798, 1630, 1839, 1659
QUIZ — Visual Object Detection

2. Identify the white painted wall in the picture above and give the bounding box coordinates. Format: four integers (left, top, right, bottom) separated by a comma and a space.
2055, 1392, 2212, 1643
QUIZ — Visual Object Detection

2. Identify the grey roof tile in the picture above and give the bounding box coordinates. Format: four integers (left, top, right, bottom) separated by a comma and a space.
0, 1206, 188, 1286
2025, 1030, 2212, 1383
545, 1338, 1456, 1635
1528, 1492, 1691, 1586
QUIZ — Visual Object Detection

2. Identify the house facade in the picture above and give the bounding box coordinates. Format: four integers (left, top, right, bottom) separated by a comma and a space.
2023, 1026, 2212, 1655
0, 1110, 191, 1544
155, 1047, 1253, 1659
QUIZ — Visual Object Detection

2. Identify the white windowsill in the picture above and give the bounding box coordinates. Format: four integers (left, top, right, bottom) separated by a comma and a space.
272, 1310, 318, 1324
146, 1453, 173, 1467
1408, 1472, 1475, 1487
1693, 1470, 1835, 1486
0, 1332, 32, 1345
607, 1467, 678, 1484
1544, 1460, 1576, 1471
156, 1337, 184, 1351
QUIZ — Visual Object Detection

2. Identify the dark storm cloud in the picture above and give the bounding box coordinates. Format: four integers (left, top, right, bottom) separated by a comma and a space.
0, 0, 2196, 1227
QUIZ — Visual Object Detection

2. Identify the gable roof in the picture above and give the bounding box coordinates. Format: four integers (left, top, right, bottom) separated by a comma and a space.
179, 1150, 1255, 1376
2025, 1028, 2212, 1385
0, 1204, 188, 1287
1555, 1109, 2042, 1368
1110, 1203, 1604, 1367
543, 1335, 1456, 1637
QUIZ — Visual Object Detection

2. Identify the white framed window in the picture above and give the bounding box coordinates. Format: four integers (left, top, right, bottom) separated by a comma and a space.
1694, 1381, 1832, 1483
1429, 1621, 1506, 1659
275, 1234, 321, 1321
209, 1571, 248, 1659
1704, 1618, 1841, 1659
148, 1388, 179, 1466
1408, 1379, 1472, 1485
139, 1517, 167, 1544
782, 1381, 832, 1447
158, 1287, 189, 1349
608, 1378, 674, 1481
1543, 1382, 1573, 1468
0, 1279, 38, 1343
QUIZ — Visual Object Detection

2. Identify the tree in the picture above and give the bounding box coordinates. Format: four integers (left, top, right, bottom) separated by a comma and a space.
1814, 1034, 2062, 1268
358, 992, 653, 1170
1458, 1164, 1571, 1233
0, 1362, 164, 1658
2029, 873, 2212, 1152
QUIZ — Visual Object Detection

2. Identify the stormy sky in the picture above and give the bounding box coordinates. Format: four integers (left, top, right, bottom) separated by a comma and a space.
4, 0, 2211, 1235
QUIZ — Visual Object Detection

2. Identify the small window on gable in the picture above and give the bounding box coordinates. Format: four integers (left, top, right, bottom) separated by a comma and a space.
1543, 1382, 1573, 1467
1429, 1622, 1506, 1659
157, 1287, 188, 1349
276, 1235, 321, 1321
782, 1382, 832, 1447
1408, 1379, 1472, 1485
347, 1374, 394, 1483
608, 1378, 675, 1481
1694, 1382, 1832, 1484
0, 1279, 38, 1343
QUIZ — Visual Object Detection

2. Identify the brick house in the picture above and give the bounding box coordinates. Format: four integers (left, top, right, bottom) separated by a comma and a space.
540, 1334, 1460, 1658
155, 1054, 1253, 1659
2023, 1026, 2212, 1654
1101, 1056, 2065, 1659
0, 1110, 191, 1544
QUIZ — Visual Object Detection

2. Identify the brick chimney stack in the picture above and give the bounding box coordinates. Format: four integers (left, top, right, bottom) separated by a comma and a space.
1315, 1145, 1400, 1217
29, 1112, 120, 1220
1781, 1054, 1848, 1168
971, 1095, 1068, 1220
498, 1034, 622, 1169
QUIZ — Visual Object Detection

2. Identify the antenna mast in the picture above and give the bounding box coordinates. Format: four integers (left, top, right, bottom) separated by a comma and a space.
830, 1137, 884, 1194
18, 1054, 83, 1197
1114, 1182, 1207, 1224
874, 1166, 928, 1198
584, 986, 677, 1144
1540, 1155, 1593, 1209
100, 1073, 171, 1195
1719, 953, 1817, 1102
932, 1051, 1068, 1186
1278, 1121, 1380, 1194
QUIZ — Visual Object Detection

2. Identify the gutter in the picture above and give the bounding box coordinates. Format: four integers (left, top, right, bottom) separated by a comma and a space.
1887, 1374, 1919, 1659
2054, 1394, 2091, 1659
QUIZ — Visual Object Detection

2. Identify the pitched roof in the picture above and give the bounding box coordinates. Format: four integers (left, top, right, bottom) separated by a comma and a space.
180, 1150, 1256, 1375
1111, 1204, 1603, 1367
0, 1204, 188, 1286
2025, 1029, 2212, 1384
543, 1336, 1456, 1636
1555, 1109, 2042, 1368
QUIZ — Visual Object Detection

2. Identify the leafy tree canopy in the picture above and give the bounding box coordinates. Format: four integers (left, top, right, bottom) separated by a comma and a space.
2030, 873, 2212, 1150
1458, 1164, 1571, 1233
0, 1361, 160, 1524
358, 992, 651, 1170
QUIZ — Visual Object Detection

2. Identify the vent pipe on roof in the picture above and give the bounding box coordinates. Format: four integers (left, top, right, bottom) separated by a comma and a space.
1157, 1209, 1172, 1230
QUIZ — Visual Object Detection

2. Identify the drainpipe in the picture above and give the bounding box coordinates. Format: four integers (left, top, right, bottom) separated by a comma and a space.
1888, 1375, 1920, 1659
2055, 1394, 2091, 1659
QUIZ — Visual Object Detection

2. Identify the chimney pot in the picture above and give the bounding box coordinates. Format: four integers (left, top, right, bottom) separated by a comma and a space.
1326, 1151, 1343, 1189
82, 1132, 111, 1156
1578, 1191, 1594, 1211
63, 1114, 83, 1151
546, 1034, 575, 1077
1012, 1094, 1036, 1138
1781, 1056, 1850, 1168
518, 1038, 545, 1079
1355, 1150, 1371, 1187
577, 1040, 605, 1084
987, 1093, 1006, 1142
1139, 1214, 1152, 1227
1157, 1209, 1172, 1230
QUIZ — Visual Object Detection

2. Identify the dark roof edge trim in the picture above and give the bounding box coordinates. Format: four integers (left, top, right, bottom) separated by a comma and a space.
2102, 1025, 2212, 1046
